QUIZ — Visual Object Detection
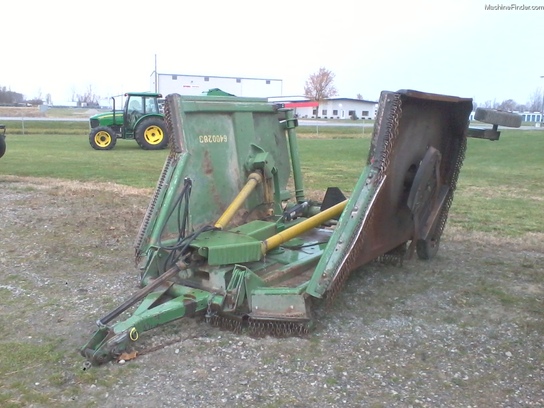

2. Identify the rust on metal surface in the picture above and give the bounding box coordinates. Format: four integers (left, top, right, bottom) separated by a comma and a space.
324, 90, 472, 303
351, 90, 471, 268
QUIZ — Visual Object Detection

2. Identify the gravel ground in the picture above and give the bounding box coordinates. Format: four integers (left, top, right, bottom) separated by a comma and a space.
0, 177, 543, 408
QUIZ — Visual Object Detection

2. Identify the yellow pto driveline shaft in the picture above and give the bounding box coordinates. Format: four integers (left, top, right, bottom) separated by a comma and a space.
214, 172, 263, 230
262, 200, 347, 254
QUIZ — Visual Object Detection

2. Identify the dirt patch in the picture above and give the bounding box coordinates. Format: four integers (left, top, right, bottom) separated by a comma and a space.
1, 177, 543, 407
0, 106, 44, 118
463, 185, 544, 202
1, 175, 153, 196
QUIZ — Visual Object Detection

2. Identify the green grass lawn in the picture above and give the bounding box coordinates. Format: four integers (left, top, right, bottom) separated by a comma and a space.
451, 131, 544, 236
0, 133, 169, 188
1, 125, 542, 236
0, 119, 89, 135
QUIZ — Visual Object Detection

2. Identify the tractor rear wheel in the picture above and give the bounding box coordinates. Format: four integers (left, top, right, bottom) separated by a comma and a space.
0, 135, 6, 158
135, 117, 168, 150
89, 127, 117, 150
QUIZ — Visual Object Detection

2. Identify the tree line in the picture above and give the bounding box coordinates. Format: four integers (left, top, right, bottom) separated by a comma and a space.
0, 87, 25, 105
2, 72, 543, 112
304, 67, 544, 113
474, 88, 543, 113
0, 85, 101, 107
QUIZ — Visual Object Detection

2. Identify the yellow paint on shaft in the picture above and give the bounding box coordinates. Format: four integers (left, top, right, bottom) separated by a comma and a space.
262, 200, 347, 253
214, 172, 263, 230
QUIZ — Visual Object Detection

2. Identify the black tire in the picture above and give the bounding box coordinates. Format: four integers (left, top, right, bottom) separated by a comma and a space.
474, 108, 522, 128
89, 127, 117, 150
135, 117, 168, 150
0, 135, 6, 157
0, 135, 5, 158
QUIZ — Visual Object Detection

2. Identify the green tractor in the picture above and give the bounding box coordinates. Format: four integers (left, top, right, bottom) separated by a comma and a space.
88, 92, 168, 150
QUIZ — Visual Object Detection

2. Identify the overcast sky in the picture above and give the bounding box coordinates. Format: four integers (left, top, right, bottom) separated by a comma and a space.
2, 0, 543, 105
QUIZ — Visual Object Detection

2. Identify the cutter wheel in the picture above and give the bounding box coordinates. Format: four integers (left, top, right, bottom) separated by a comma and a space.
307, 90, 473, 301
80, 90, 520, 366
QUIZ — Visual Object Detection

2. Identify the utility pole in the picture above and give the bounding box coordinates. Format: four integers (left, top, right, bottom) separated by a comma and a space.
540, 76, 544, 123
155, 54, 158, 93
150, 54, 159, 93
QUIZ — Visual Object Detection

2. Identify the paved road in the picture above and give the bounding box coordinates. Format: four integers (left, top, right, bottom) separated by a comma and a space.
0, 117, 88, 122
0, 116, 541, 130
298, 120, 541, 130
0, 117, 373, 126
298, 119, 374, 127
0, 117, 374, 127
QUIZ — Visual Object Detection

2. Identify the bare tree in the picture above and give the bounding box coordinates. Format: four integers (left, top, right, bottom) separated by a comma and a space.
481, 100, 499, 109
304, 67, 338, 118
76, 84, 101, 108
516, 103, 527, 112
497, 99, 517, 112
356, 93, 363, 100
27, 88, 44, 106
528, 87, 543, 112
0, 86, 24, 104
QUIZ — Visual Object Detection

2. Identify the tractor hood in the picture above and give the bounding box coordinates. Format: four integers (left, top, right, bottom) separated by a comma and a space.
89, 110, 124, 127
89, 110, 123, 121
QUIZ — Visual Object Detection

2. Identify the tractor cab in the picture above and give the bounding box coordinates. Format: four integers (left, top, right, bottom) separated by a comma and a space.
123, 93, 161, 135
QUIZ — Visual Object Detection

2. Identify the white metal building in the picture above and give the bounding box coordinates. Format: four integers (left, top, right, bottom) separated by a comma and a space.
151, 74, 377, 120
316, 98, 378, 120
269, 96, 378, 120
152, 73, 283, 98
514, 111, 542, 123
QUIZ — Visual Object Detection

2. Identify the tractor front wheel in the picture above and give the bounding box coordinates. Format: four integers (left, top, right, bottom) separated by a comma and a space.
135, 118, 168, 150
89, 127, 117, 150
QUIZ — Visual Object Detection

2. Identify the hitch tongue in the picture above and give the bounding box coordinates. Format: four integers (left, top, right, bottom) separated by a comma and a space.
97, 264, 183, 326
80, 263, 186, 366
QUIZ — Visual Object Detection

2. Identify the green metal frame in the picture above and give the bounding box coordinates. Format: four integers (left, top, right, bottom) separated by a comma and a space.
81, 94, 344, 364
81, 90, 494, 366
